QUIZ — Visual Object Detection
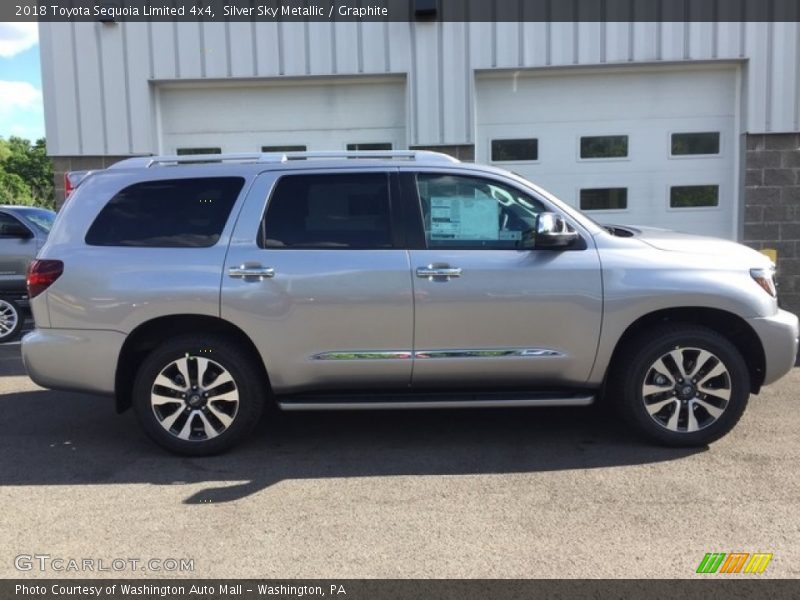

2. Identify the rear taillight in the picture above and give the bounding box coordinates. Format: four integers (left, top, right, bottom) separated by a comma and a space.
64, 173, 75, 199
27, 260, 64, 298
64, 170, 92, 202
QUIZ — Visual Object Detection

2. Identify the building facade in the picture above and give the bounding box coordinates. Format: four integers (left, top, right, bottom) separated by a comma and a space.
39, 19, 800, 312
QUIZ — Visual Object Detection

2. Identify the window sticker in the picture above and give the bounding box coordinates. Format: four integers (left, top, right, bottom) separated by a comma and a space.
429, 195, 499, 240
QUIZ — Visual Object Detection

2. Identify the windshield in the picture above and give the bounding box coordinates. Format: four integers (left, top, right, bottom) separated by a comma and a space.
20, 208, 56, 234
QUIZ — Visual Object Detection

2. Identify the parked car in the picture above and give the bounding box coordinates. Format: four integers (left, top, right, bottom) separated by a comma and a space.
0, 206, 55, 342
21, 151, 799, 455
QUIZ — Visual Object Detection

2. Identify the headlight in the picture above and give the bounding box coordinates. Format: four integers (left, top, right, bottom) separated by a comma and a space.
750, 266, 777, 297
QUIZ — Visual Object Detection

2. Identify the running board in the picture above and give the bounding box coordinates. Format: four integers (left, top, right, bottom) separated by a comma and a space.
277, 391, 595, 411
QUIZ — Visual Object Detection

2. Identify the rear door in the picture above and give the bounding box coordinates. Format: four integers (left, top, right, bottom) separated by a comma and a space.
403, 170, 603, 388
222, 168, 414, 394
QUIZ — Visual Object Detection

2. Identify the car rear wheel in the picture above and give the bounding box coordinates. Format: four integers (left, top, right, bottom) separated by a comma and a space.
610, 324, 750, 447
0, 298, 23, 343
132, 335, 264, 455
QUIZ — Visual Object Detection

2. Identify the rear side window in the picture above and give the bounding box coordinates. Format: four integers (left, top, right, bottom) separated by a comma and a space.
261, 173, 392, 249
0, 212, 31, 237
85, 177, 244, 247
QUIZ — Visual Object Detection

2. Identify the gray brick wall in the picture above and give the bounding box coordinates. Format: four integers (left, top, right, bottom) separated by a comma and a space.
744, 133, 800, 316
51, 155, 131, 208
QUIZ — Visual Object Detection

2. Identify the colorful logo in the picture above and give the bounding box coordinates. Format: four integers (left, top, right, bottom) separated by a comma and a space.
696, 552, 773, 574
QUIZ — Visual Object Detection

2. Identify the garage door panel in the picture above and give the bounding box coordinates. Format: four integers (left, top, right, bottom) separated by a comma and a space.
485, 120, 732, 172
478, 69, 735, 126
159, 79, 407, 153
161, 127, 406, 154
477, 67, 738, 239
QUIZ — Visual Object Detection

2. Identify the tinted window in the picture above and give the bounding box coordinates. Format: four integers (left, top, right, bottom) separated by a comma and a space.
176, 147, 221, 155
580, 136, 628, 159
0, 212, 30, 238
261, 145, 307, 153
261, 173, 392, 249
670, 185, 719, 208
491, 139, 538, 162
416, 174, 545, 249
85, 178, 244, 247
580, 188, 628, 210
346, 143, 392, 151
671, 132, 720, 155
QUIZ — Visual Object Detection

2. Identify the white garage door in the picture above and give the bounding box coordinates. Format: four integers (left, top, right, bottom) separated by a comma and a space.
476, 66, 739, 238
158, 77, 407, 155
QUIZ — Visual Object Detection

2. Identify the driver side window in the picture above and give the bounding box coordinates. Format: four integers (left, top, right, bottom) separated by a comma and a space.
415, 174, 545, 249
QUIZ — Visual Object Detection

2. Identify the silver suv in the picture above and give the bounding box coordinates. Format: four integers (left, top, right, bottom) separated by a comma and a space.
21, 151, 799, 455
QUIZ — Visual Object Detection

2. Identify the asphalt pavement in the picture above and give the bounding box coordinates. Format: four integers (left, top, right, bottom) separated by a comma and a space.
0, 339, 798, 579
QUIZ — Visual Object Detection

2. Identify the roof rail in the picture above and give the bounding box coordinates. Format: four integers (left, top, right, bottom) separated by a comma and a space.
108, 153, 270, 169
108, 150, 459, 169
279, 150, 459, 163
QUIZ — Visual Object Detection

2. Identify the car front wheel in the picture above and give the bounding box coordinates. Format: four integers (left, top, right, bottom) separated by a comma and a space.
132, 335, 264, 455
611, 324, 750, 447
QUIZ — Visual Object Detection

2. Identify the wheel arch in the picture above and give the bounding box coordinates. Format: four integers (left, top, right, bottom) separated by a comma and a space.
605, 307, 766, 394
114, 314, 270, 413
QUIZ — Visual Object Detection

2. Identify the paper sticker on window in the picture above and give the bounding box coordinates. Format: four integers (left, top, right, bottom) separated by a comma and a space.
429, 196, 498, 240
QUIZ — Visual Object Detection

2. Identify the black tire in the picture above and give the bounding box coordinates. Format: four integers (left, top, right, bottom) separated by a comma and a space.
132, 334, 265, 456
608, 324, 750, 447
0, 297, 24, 343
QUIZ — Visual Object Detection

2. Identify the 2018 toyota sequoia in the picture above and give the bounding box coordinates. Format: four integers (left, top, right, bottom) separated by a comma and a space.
21, 151, 799, 455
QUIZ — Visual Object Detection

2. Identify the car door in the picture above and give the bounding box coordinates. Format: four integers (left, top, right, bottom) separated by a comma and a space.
0, 211, 37, 292
403, 170, 603, 388
222, 168, 414, 394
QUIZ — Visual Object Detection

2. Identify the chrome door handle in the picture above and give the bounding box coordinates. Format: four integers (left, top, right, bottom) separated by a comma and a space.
228, 265, 275, 279
416, 266, 462, 279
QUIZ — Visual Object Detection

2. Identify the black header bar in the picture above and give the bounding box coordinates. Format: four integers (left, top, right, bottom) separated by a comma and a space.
4, 0, 800, 23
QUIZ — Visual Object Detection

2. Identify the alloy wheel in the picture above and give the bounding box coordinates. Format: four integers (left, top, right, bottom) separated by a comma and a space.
0, 300, 19, 341
150, 354, 239, 441
641, 346, 731, 433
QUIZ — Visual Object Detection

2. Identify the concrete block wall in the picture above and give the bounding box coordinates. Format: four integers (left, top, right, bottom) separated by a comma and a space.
744, 133, 800, 316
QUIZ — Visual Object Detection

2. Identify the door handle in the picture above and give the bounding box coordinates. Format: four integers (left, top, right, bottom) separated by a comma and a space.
228, 265, 275, 279
416, 266, 462, 279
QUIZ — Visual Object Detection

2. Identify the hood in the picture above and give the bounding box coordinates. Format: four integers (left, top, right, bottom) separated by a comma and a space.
615, 226, 773, 267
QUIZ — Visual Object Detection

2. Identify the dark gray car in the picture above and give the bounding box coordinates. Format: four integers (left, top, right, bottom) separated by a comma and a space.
0, 206, 55, 342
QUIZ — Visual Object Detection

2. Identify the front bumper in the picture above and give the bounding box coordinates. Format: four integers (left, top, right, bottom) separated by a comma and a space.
21, 328, 125, 395
748, 309, 799, 386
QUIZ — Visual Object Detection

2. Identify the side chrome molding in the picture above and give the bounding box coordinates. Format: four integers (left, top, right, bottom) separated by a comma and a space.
311, 351, 413, 361
414, 349, 563, 359
311, 348, 564, 361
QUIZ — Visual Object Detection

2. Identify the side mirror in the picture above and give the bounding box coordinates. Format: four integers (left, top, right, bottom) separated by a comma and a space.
531, 212, 578, 249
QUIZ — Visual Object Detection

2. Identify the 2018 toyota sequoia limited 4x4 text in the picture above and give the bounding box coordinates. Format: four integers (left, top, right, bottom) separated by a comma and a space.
22, 151, 799, 455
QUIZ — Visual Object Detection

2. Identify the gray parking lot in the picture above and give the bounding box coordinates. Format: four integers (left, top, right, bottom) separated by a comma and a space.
0, 340, 798, 579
